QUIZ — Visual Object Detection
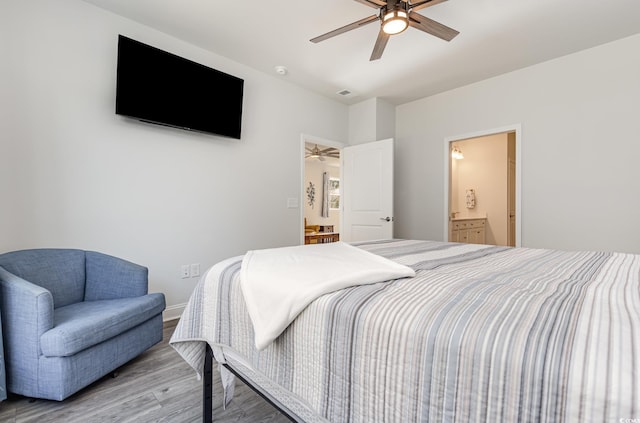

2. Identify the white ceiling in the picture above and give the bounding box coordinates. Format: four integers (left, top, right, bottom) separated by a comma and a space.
83, 0, 640, 106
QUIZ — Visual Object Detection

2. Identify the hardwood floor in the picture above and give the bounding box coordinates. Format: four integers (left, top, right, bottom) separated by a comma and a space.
0, 320, 291, 423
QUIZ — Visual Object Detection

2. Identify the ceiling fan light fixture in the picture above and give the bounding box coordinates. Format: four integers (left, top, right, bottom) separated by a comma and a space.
382, 9, 409, 35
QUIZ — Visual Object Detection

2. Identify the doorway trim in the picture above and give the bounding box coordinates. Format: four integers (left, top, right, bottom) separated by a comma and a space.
300, 134, 346, 245
443, 124, 522, 247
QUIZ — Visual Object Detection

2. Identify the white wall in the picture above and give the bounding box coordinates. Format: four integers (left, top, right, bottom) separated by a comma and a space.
0, 0, 348, 318
348, 98, 395, 145
348, 99, 377, 144
375, 99, 396, 142
395, 34, 640, 254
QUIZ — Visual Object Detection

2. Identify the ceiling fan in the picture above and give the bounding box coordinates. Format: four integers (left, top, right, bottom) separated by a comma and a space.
305, 144, 340, 161
310, 0, 459, 61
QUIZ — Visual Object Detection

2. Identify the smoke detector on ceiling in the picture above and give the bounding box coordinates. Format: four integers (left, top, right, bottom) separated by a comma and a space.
274, 65, 288, 75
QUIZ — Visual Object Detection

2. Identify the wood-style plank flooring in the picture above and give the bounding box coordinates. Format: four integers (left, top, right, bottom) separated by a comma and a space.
0, 319, 291, 423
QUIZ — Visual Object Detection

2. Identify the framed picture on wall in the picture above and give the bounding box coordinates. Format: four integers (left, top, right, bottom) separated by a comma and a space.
329, 178, 340, 210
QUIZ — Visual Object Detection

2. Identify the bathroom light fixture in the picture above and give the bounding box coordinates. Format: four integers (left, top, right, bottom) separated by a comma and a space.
382, 8, 409, 35
452, 146, 464, 160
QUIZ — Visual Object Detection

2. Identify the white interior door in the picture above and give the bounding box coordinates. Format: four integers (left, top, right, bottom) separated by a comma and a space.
341, 138, 394, 242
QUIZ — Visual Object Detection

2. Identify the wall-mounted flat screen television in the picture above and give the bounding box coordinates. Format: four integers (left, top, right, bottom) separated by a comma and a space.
116, 35, 244, 139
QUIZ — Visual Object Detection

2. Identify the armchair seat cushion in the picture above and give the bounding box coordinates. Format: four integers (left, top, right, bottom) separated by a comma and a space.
40, 293, 165, 357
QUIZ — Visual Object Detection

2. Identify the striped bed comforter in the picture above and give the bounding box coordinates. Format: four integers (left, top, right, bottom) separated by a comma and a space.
170, 239, 640, 422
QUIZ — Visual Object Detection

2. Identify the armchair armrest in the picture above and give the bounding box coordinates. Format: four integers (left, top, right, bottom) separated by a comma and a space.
0, 267, 54, 379
84, 251, 148, 301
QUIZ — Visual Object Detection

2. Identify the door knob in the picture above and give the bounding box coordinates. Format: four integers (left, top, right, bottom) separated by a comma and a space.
380, 216, 392, 222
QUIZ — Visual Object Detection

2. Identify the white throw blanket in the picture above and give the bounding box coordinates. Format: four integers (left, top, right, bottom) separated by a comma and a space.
240, 242, 415, 350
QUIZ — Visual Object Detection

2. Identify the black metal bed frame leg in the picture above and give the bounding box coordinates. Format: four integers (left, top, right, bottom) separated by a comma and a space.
202, 343, 300, 423
203, 343, 213, 423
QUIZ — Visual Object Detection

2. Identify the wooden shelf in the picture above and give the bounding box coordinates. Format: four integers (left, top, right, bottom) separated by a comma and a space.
305, 233, 340, 244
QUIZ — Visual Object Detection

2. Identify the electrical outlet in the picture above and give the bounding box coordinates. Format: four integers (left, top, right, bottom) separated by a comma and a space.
287, 197, 298, 209
190, 263, 200, 278
181, 265, 190, 279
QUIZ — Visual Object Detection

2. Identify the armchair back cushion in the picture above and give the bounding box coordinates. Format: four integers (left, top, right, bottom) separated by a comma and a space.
0, 249, 85, 307
85, 251, 148, 300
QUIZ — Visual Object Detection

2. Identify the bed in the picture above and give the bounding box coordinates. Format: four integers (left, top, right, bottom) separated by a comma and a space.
170, 239, 640, 422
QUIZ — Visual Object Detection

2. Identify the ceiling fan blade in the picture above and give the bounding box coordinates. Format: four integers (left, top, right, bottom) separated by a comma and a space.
405, 0, 449, 12
310, 15, 379, 43
370, 29, 390, 61
353, 0, 386, 8
409, 12, 459, 41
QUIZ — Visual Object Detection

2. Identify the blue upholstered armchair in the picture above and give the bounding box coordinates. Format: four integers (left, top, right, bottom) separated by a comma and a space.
0, 249, 166, 401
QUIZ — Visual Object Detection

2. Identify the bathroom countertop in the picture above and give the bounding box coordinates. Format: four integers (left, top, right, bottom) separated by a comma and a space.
451, 215, 487, 221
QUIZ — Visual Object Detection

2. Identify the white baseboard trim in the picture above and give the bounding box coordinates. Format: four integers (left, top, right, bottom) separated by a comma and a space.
163, 302, 186, 322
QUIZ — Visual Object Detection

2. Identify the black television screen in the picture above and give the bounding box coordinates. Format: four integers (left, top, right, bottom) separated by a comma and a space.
116, 35, 244, 139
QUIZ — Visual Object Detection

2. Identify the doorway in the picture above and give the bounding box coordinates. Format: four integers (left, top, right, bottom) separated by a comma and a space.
444, 125, 521, 247
300, 135, 344, 245
300, 136, 396, 245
